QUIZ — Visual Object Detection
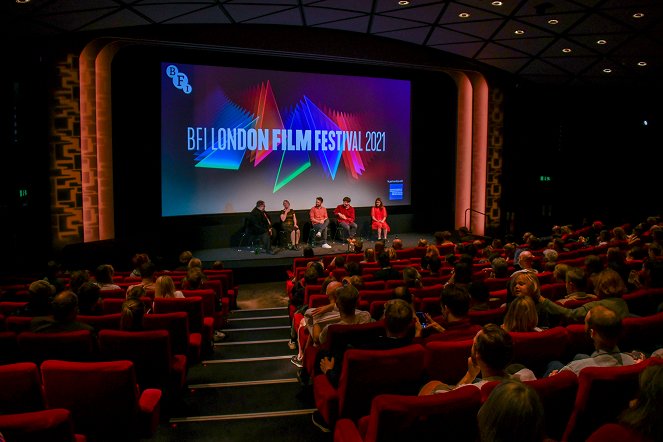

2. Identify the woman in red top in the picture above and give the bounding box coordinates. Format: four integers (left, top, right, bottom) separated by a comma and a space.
370, 197, 390, 240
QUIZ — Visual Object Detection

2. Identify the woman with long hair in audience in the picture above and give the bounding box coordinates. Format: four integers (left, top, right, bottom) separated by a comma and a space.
154, 275, 184, 298
120, 298, 147, 331
402, 266, 422, 289
421, 244, 442, 275
502, 296, 540, 332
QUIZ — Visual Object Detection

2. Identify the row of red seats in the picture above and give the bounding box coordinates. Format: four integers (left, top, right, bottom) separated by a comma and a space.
0, 359, 162, 440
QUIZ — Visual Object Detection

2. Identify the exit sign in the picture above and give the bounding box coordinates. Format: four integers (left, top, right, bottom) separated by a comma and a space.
540, 176, 551, 182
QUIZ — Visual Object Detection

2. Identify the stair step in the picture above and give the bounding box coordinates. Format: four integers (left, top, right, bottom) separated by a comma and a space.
225, 317, 290, 329
229, 307, 288, 319
187, 358, 300, 385
218, 327, 290, 343
212, 341, 296, 360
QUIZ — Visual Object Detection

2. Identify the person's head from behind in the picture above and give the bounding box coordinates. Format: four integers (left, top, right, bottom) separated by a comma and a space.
77, 281, 101, 315
363, 248, 375, 262
553, 263, 569, 283
377, 252, 390, 268
565, 266, 587, 294
402, 266, 422, 288
69, 270, 90, 294
433, 231, 444, 245
509, 270, 541, 301
383, 299, 414, 338
392, 238, 403, 250
469, 281, 490, 305
374, 241, 385, 256
518, 251, 535, 270
51, 291, 79, 322
440, 284, 471, 319
155, 275, 176, 298
140, 261, 157, 281
345, 261, 361, 277
29, 280, 55, 303
453, 261, 473, 285
211, 260, 224, 270
120, 298, 146, 331
491, 257, 509, 278
502, 296, 538, 332
325, 280, 343, 301
593, 268, 626, 299
186, 267, 205, 289
473, 324, 513, 373
352, 238, 363, 253
391, 286, 413, 305
126, 285, 146, 301
94, 264, 115, 284
302, 245, 315, 258
303, 266, 319, 285
179, 250, 193, 266
417, 238, 429, 247
188, 257, 202, 269
332, 255, 346, 268
585, 305, 622, 350
478, 379, 545, 442
335, 284, 360, 316
584, 254, 604, 276
619, 364, 663, 440
425, 245, 440, 258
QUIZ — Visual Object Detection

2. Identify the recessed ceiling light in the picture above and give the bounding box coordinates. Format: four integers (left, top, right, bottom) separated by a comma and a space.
603, 68, 612, 73
491, 1, 503, 6
637, 61, 647, 67
514, 30, 525, 35
633, 12, 644, 18
398, 1, 410, 5
562, 48, 572, 53
16, 0, 31, 3
459, 12, 470, 18
547, 19, 559, 25
596, 39, 607, 45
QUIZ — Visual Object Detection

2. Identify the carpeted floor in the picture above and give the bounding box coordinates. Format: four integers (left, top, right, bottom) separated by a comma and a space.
236, 281, 290, 310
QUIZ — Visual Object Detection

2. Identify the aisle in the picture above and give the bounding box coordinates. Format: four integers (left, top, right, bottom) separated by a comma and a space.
147, 306, 331, 441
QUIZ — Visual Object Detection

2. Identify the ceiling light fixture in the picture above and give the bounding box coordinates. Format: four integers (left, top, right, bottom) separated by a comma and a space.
458, 12, 470, 18
398, 1, 410, 5
16, 0, 31, 3
637, 61, 647, 67
491, 1, 503, 6
603, 68, 612, 73
596, 39, 607, 45
547, 19, 559, 25
514, 30, 525, 35
632, 12, 644, 18
562, 48, 572, 53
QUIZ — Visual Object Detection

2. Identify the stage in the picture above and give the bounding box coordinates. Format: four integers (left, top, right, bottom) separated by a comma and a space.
192, 232, 436, 284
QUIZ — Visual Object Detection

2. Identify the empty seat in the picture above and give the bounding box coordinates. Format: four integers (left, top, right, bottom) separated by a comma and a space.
0, 362, 44, 414
17, 330, 95, 364
0, 408, 87, 442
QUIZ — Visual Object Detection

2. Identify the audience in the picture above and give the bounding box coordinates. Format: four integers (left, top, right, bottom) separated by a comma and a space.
154, 275, 184, 298
502, 296, 540, 332
94, 264, 121, 291
421, 284, 481, 342
29, 291, 95, 333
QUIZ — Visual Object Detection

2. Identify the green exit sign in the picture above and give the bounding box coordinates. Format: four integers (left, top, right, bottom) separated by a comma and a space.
19, 189, 28, 198
540, 176, 551, 182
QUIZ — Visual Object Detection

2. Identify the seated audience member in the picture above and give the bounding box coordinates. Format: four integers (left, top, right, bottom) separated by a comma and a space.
314, 284, 372, 345
513, 250, 538, 274
374, 252, 400, 281
542, 248, 558, 272
127, 261, 157, 293
469, 281, 491, 311
538, 268, 629, 323
374, 240, 386, 257
348, 237, 363, 253
302, 245, 315, 258
545, 305, 637, 377
402, 266, 422, 289
419, 324, 534, 394
478, 380, 545, 442
584, 254, 605, 293
120, 298, 147, 331
392, 238, 403, 250
507, 270, 556, 329
417, 238, 429, 247
188, 257, 204, 270
44, 260, 67, 294
290, 266, 319, 312
361, 248, 375, 263
290, 281, 343, 368
154, 275, 184, 298
211, 260, 224, 270
446, 261, 473, 290
421, 284, 481, 342
130, 253, 151, 278
68, 270, 90, 295
558, 266, 596, 303
94, 264, 121, 291
77, 281, 103, 315
391, 286, 414, 306
175, 250, 193, 271
589, 364, 663, 442
181, 266, 207, 290
420, 245, 442, 274
433, 231, 445, 246
489, 257, 510, 279
345, 261, 361, 277
385, 247, 398, 262
126, 285, 146, 301
319, 299, 416, 387
553, 263, 569, 283
12, 280, 55, 317
502, 296, 540, 332
29, 291, 95, 333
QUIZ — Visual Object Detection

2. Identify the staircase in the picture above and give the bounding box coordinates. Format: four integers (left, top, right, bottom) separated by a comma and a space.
148, 306, 332, 441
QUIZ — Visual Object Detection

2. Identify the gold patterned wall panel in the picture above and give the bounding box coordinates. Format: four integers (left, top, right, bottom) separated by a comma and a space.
49, 54, 84, 249
486, 87, 504, 231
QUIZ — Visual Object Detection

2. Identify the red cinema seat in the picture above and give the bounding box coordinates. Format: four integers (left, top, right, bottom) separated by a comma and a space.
313, 344, 427, 430
509, 327, 569, 376
424, 339, 474, 385
17, 330, 95, 364
40, 360, 161, 439
97, 329, 187, 396
0, 331, 19, 364
0, 409, 87, 442
77, 313, 122, 330
620, 311, 663, 354
144, 311, 202, 364
468, 306, 506, 326
5, 315, 33, 333
153, 296, 213, 355
0, 362, 44, 414
562, 358, 662, 442
334, 385, 482, 442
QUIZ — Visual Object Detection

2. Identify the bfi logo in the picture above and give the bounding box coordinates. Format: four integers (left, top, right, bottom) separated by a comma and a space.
166, 65, 192, 94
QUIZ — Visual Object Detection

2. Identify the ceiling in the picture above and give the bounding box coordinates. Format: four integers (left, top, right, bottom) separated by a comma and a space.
4, 0, 663, 85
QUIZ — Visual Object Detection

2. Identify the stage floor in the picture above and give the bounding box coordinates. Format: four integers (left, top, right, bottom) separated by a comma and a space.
193, 232, 435, 272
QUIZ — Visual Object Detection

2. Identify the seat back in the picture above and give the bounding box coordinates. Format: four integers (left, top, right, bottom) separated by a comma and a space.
143, 312, 190, 356
17, 330, 95, 364
181, 289, 217, 318
562, 358, 658, 442
0, 331, 19, 364
364, 386, 482, 442
78, 313, 122, 330
424, 339, 474, 385
5, 315, 33, 333
338, 344, 427, 421
620, 311, 663, 354
0, 362, 44, 413
468, 306, 506, 326
40, 359, 143, 438
324, 321, 386, 355
510, 327, 569, 376
97, 329, 173, 390
153, 297, 204, 333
